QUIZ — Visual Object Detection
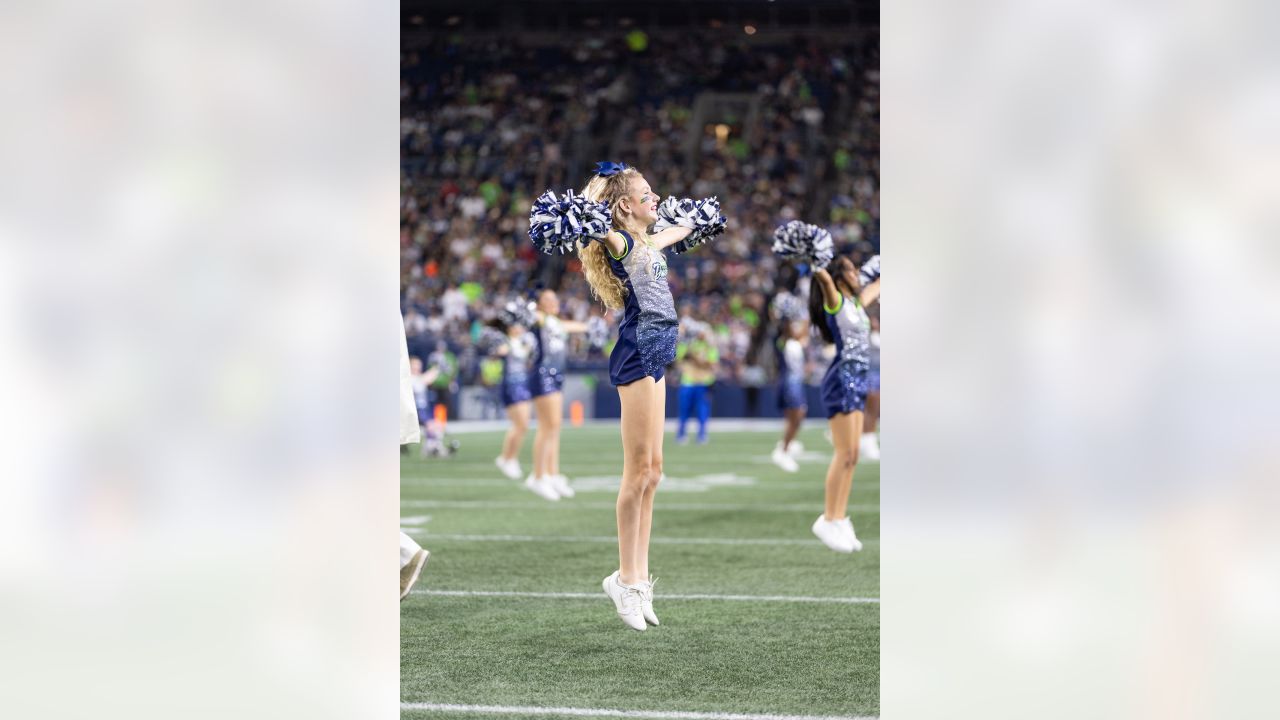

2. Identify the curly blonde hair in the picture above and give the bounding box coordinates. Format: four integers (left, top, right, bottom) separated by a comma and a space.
579, 168, 643, 310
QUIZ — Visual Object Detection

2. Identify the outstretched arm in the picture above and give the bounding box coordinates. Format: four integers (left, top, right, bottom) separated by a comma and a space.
813, 268, 843, 312
859, 279, 880, 308
650, 225, 694, 250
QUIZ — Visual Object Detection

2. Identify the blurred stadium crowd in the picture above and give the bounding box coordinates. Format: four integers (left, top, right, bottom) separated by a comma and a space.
400, 26, 879, 407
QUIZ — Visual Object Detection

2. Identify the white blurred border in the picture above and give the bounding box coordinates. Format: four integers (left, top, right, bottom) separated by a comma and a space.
886, 0, 1280, 717
0, 2, 398, 718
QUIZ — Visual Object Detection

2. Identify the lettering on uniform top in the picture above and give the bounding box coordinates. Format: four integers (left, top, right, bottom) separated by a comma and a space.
651, 257, 668, 281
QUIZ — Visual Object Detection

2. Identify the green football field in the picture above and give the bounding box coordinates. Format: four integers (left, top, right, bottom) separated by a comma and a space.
401, 424, 879, 720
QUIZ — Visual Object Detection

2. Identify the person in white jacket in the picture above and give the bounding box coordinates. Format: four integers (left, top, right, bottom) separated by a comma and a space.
400, 315, 429, 600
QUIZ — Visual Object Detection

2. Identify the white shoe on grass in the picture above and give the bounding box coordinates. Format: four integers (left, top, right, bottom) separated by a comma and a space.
603, 571, 647, 631
547, 474, 575, 498
787, 440, 805, 457
399, 549, 429, 601
859, 433, 880, 461
771, 443, 799, 473
640, 576, 659, 626
495, 456, 522, 480
836, 517, 864, 552
524, 475, 560, 501
812, 515, 856, 553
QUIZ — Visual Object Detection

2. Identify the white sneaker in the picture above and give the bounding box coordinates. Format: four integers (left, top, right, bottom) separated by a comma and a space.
812, 515, 856, 553
836, 517, 864, 552
524, 475, 560, 501
859, 433, 880, 461
495, 456, 522, 480
399, 548, 429, 601
547, 474, 575, 498
602, 571, 647, 631
771, 443, 799, 473
640, 576, 659, 626
787, 440, 805, 457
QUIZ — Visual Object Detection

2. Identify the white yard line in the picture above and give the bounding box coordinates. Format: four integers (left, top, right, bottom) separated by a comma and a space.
401, 476, 879, 491
403, 532, 878, 547
400, 702, 876, 720
400, 500, 879, 513
412, 589, 879, 605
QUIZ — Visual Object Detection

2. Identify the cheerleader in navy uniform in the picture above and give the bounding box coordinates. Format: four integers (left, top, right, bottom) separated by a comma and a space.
490, 302, 559, 500
857, 255, 882, 461
527, 289, 594, 499
528, 161, 725, 630
772, 223, 879, 553
807, 256, 879, 552
770, 315, 809, 473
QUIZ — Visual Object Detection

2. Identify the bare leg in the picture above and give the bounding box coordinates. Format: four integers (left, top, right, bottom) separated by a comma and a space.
501, 402, 530, 462
531, 394, 554, 478
824, 411, 862, 520
616, 378, 661, 586
637, 377, 666, 579
782, 407, 805, 451
864, 391, 880, 435
543, 392, 564, 476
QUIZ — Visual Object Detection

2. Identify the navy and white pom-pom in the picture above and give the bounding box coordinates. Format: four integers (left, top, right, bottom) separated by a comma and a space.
475, 327, 508, 355
772, 292, 806, 321
528, 189, 612, 255
652, 196, 727, 254
858, 254, 880, 286
585, 316, 609, 350
498, 300, 537, 329
772, 221, 834, 270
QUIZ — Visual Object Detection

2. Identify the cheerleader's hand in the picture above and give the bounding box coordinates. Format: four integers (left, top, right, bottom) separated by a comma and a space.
652, 196, 727, 253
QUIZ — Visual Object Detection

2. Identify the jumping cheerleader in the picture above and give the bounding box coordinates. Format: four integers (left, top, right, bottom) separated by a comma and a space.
528, 161, 725, 630
527, 288, 594, 499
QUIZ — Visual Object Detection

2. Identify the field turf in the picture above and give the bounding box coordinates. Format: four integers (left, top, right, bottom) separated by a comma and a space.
401, 424, 879, 720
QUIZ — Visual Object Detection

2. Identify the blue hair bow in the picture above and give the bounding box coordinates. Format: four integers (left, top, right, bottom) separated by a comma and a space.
594, 161, 628, 177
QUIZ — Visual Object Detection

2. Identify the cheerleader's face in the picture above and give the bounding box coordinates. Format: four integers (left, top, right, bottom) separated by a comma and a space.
832, 257, 858, 295
507, 324, 525, 338
537, 290, 560, 315
623, 176, 660, 225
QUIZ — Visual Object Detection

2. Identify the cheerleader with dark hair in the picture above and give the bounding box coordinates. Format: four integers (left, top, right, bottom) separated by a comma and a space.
774, 223, 879, 553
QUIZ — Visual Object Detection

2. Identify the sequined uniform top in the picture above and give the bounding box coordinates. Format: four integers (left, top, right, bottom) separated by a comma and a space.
531, 315, 568, 375
605, 230, 679, 385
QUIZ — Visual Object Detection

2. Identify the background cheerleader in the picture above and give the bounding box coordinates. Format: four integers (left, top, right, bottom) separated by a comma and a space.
858, 255, 882, 461
527, 289, 595, 499
773, 222, 879, 553
770, 302, 809, 473
488, 301, 559, 501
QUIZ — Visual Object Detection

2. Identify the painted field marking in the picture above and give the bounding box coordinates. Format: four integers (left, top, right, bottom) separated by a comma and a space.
411, 589, 879, 605
400, 703, 877, 720
400, 500, 879, 513
401, 476, 879, 492
402, 532, 879, 547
